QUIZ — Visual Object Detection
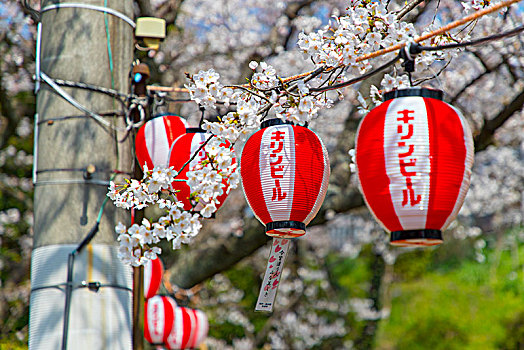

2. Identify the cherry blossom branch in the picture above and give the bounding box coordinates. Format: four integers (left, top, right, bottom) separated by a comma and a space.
173, 134, 214, 175
414, 0, 520, 43
475, 88, 524, 151
222, 84, 272, 104
147, 0, 520, 98
310, 56, 400, 93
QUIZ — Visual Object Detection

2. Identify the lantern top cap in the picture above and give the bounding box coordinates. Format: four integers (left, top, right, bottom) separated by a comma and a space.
383, 88, 443, 102
261, 118, 295, 129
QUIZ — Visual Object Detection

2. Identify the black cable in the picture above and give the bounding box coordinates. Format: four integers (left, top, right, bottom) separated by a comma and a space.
76, 282, 132, 293
307, 24, 524, 94
310, 55, 401, 93
397, 24, 524, 86
52, 78, 132, 99
417, 24, 524, 52
31, 281, 133, 293
22, 0, 40, 22
62, 222, 100, 350
51, 78, 131, 114
36, 168, 131, 176
36, 168, 86, 174
37, 113, 123, 125
31, 283, 131, 293
31, 284, 67, 293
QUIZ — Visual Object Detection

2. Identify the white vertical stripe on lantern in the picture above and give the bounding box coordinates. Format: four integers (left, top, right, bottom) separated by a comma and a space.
147, 297, 166, 344
145, 119, 170, 167
195, 310, 208, 346
189, 133, 208, 171
441, 106, 475, 230
189, 133, 211, 212
259, 125, 296, 222
303, 133, 330, 225
144, 259, 152, 298
384, 97, 431, 230
187, 309, 196, 348
167, 306, 183, 349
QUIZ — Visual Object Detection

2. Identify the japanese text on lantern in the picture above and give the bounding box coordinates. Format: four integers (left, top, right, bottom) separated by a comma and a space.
269, 130, 287, 201
152, 302, 160, 336
396, 109, 421, 207
198, 144, 206, 162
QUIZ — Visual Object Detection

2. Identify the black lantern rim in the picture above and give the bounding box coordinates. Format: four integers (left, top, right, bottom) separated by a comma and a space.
185, 127, 206, 133
383, 88, 443, 102
266, 220, 306, 232
390, 229, 443, 246
260, 118, 295, 129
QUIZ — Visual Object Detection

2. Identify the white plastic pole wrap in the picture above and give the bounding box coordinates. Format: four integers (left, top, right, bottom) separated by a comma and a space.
29, 244, 133, 349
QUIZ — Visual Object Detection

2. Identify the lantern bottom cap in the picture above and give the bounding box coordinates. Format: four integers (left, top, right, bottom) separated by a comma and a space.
266, 221, 305, 238
390, 229, 442, 247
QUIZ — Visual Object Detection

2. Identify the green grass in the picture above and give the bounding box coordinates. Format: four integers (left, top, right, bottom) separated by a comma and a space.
376, 238, 524, 350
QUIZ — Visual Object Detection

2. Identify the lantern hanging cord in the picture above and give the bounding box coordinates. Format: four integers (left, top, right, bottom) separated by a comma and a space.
399, 39, 417, 86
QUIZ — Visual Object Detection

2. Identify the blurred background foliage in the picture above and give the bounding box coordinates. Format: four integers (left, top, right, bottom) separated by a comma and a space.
196, 227, 524, 349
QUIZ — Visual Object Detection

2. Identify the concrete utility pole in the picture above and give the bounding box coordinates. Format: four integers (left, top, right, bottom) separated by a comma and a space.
30, 0, 135, 349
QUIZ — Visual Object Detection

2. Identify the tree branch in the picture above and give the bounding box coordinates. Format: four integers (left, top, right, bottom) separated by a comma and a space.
157, 0, 186, 26
450, 53, 505, 105
395, 0, 426, 20
0, 70, 19, 150
168, 217, 271, 288
134, 0, 154, 17
474, 87, 524, 151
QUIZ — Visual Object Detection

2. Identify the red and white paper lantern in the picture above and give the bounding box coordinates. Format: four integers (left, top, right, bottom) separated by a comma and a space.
240, 119, 330, 238
135, 114, 189, 170
355, 88, 474, 246
191, 309, 209, 348
165, 307, 209, 350
144, 295, 177, 345
168, 128, 232, 211
144, 257, 164, 299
